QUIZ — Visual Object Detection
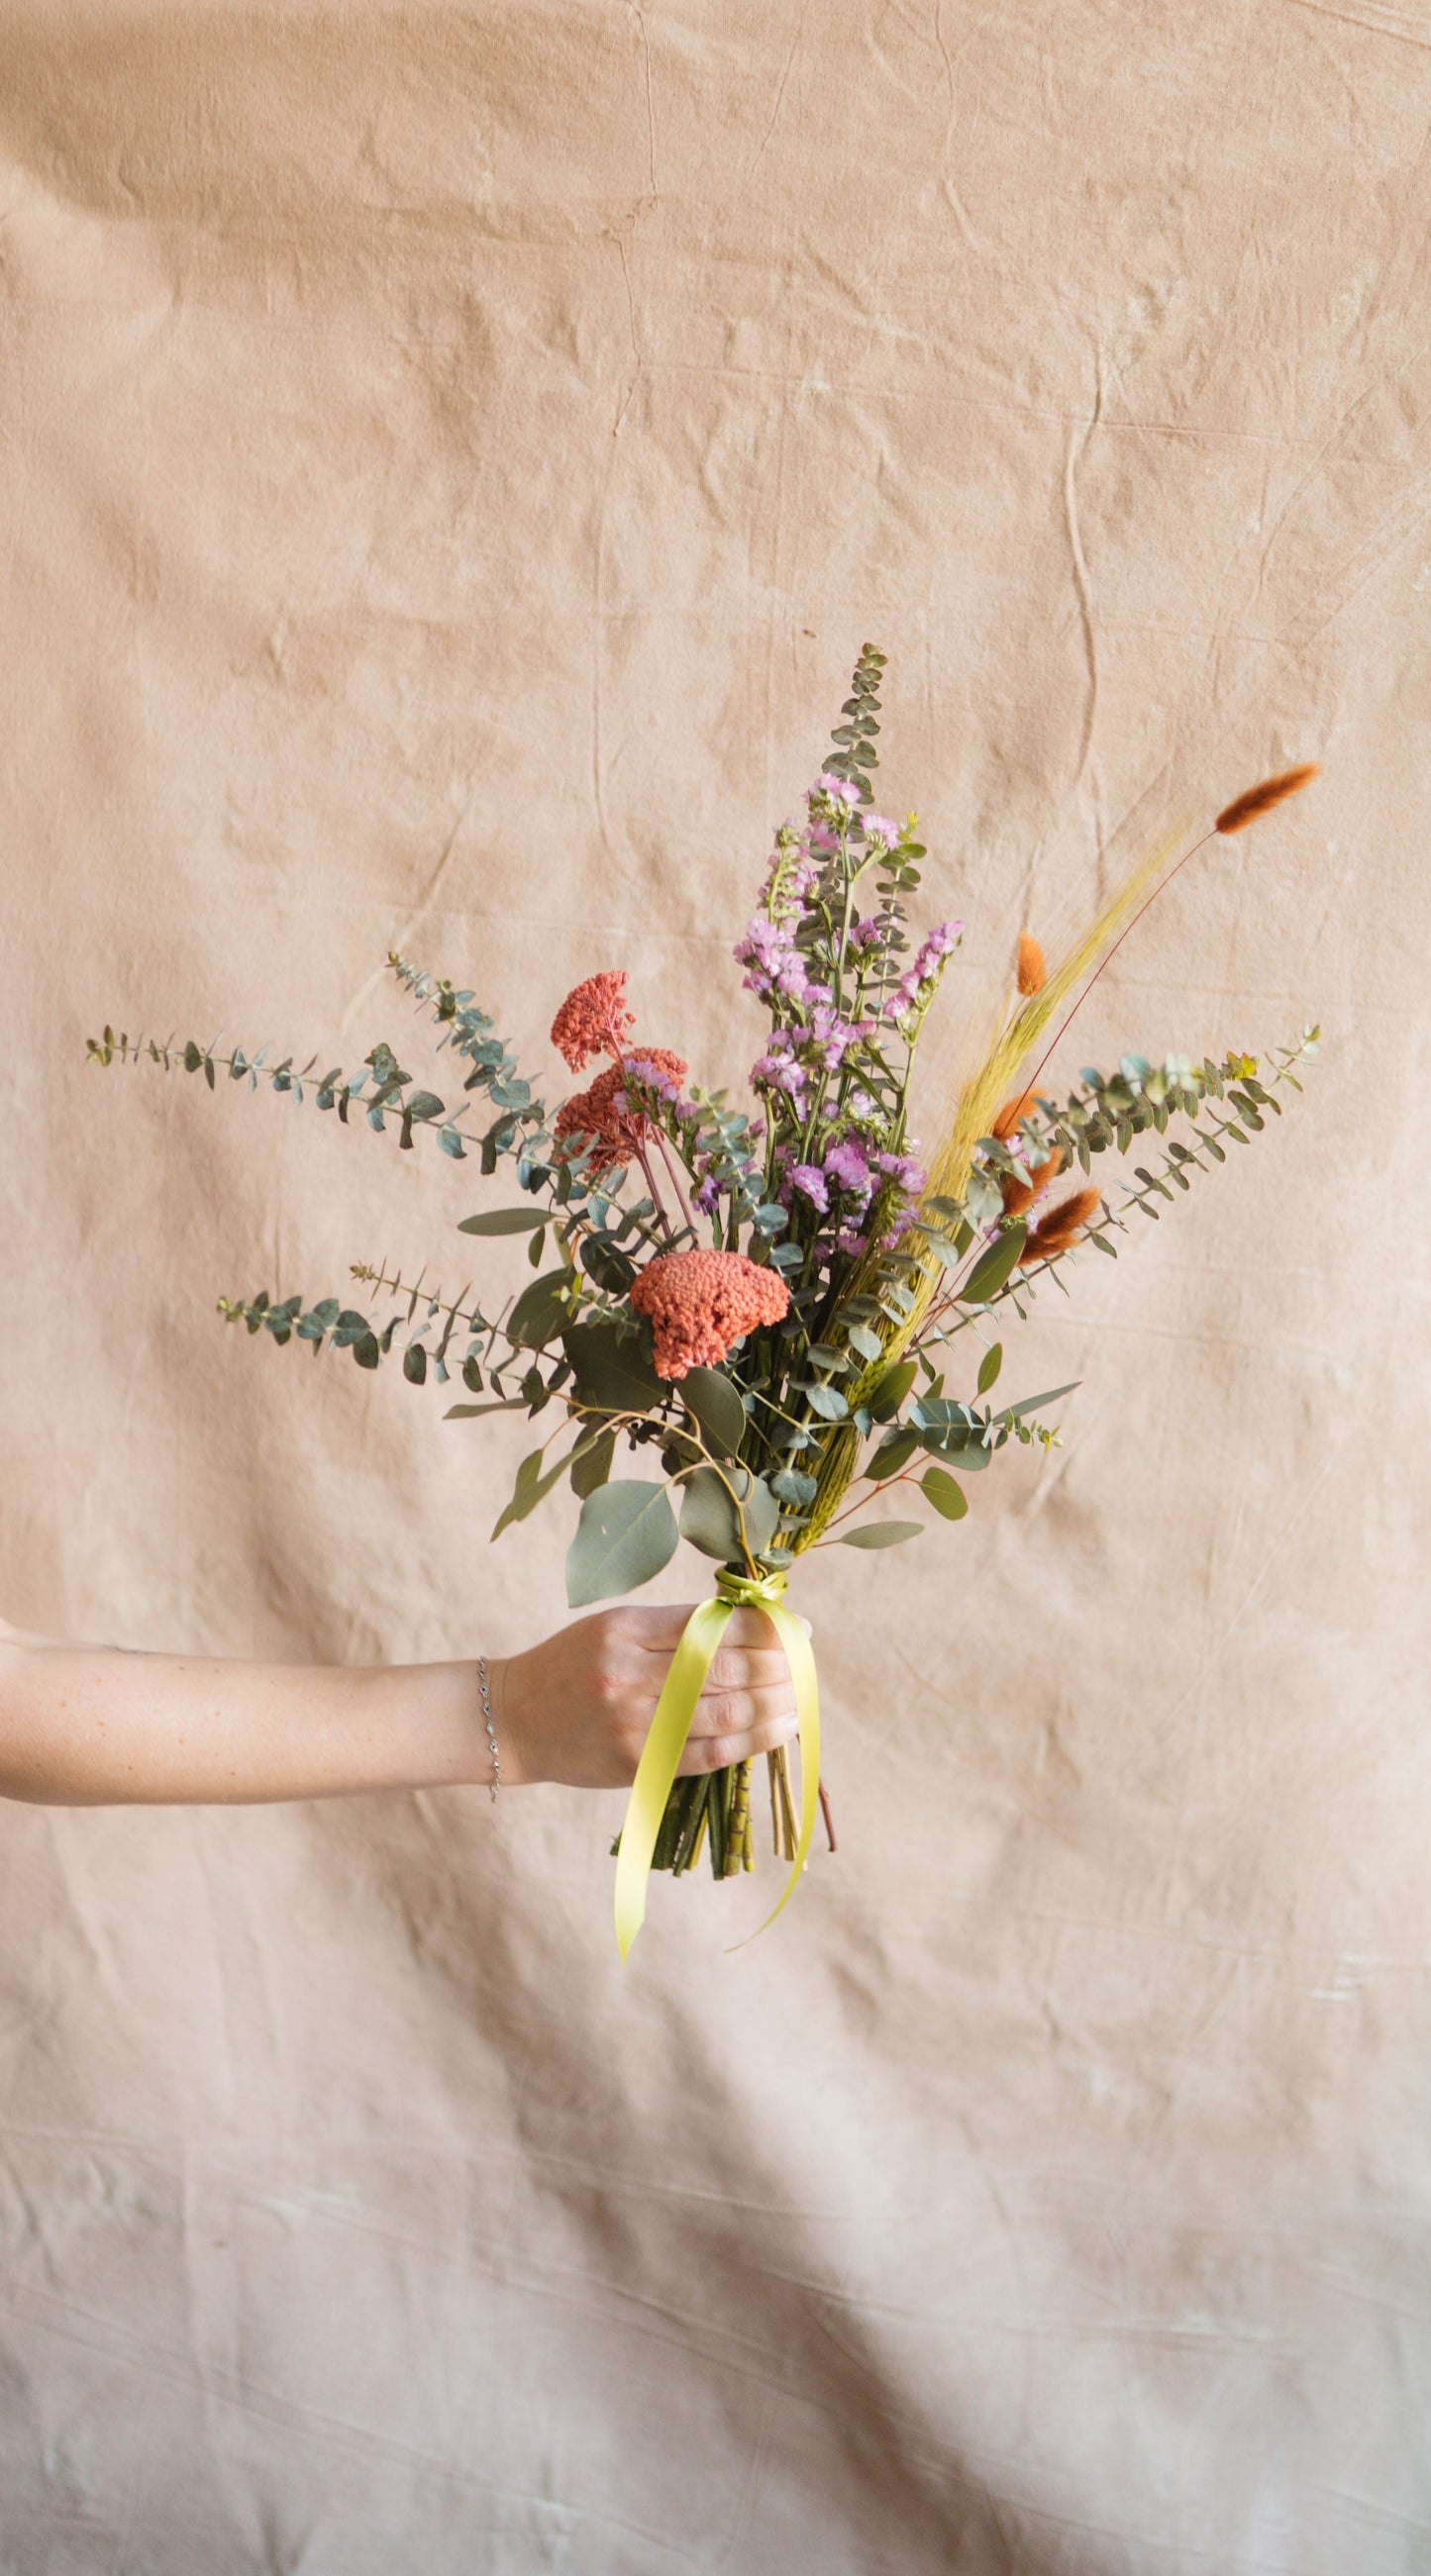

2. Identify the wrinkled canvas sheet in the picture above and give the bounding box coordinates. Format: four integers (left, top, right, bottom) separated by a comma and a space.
1, 4, 1428, 2569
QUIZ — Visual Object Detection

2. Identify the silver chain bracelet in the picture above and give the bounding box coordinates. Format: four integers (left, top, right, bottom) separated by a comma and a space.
476, 1655, 500, 1803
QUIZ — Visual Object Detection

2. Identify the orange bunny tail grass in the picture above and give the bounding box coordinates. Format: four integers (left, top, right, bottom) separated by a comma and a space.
1001, 1145, 1064, 1219
1019, 1186, 1102, 1264
1215, 764, 1319, 837
991, 1088, 1038, 1141
1016, 931, 1047, 996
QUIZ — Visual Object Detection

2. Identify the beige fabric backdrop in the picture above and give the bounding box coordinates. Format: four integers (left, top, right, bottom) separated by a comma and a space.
1, 4, 1427, 2568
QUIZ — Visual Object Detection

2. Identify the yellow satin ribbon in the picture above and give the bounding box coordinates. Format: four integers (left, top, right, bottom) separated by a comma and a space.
614, 1565, 820, 1962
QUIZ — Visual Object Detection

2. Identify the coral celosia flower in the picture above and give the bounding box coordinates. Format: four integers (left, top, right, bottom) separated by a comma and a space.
550, 970, 635, 1071
553, 1047, 688, 1175
629, 1249, 789, 1380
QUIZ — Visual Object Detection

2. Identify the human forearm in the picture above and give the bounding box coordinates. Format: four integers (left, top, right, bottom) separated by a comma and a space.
0, 1643, 498, 1806
0, 1604, 801, 1808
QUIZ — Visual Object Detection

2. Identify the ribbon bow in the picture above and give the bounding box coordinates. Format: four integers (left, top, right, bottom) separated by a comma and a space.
613, 1565, 820, 1961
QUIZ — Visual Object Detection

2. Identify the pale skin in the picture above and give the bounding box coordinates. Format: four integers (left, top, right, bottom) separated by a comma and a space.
0, 1607, 801, 1808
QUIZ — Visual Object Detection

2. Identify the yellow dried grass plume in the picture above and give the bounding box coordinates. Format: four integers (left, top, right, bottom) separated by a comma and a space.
924, 815, 1189, 1211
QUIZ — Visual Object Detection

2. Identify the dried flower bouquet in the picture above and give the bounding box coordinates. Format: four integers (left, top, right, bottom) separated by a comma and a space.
90, 647, 1318, 1953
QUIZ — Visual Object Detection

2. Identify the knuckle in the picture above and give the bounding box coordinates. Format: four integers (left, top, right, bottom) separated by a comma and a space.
591, 1655, 626, 1713
706, 1691, 748, 1734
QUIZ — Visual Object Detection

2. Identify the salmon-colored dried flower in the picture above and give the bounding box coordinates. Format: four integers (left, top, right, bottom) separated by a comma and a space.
550, 970, 636, 1071
553, 1047, 689, 1175
1019, 1186, 1101, 1264
1214, 764, 1319, 837
1001, 1145, 1064, 1220
630, 1248, 789, 1380
1016, 932, 1047, 997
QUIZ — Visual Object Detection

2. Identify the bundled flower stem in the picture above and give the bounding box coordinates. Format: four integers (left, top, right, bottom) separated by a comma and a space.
88, 648, 1320, 1941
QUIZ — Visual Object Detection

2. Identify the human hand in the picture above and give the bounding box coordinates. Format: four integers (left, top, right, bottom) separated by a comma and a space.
489, 1603, 806, 1790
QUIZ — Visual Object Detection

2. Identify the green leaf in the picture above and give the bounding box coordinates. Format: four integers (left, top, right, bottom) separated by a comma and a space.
491, 1445, 554, 1539
976, 1341, 1003, 1395
505, 1267, 572, 1349
443, 1398, 528, 1419
566, 1481, 678, 1607
771, 1467, 818, 1507
677, 1463, 779, 1563
804, 1383, 849, 1421
493, 1431, 610, 1539
836, 1521, 923, 1550
580, 1235, 638, 1293
868, 1358, 918, 1422
457, 1208, 549, 1236
921, 1466, 968, 1521
866, 1426, 920, 1481
562, 1320, 665, 1416
403, 1342, 428, 1386
923, 1422, 989, 1483
679, 1367, 747, 1458
961, 1225, 1027, 1304
1001, 1381, 1079, 1423
848, 1324, 884, 1363
570, 1426, 615, 1499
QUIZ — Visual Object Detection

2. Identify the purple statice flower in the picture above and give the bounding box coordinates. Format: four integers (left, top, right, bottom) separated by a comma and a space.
621, 1054, 684, 1107
872, 1147, 928, 1195
863, 813, 902, 849
805, 1000, 875, 1071
848, 915, 884, 953
883, 919, 964, 1028
737, 927, 812, 1006
823, 1139, 873, 1202
751, 1032, 811, 1119
854, 1145, 928, 1253
812, 772, 861, 810
789, 1162, 830, 1214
